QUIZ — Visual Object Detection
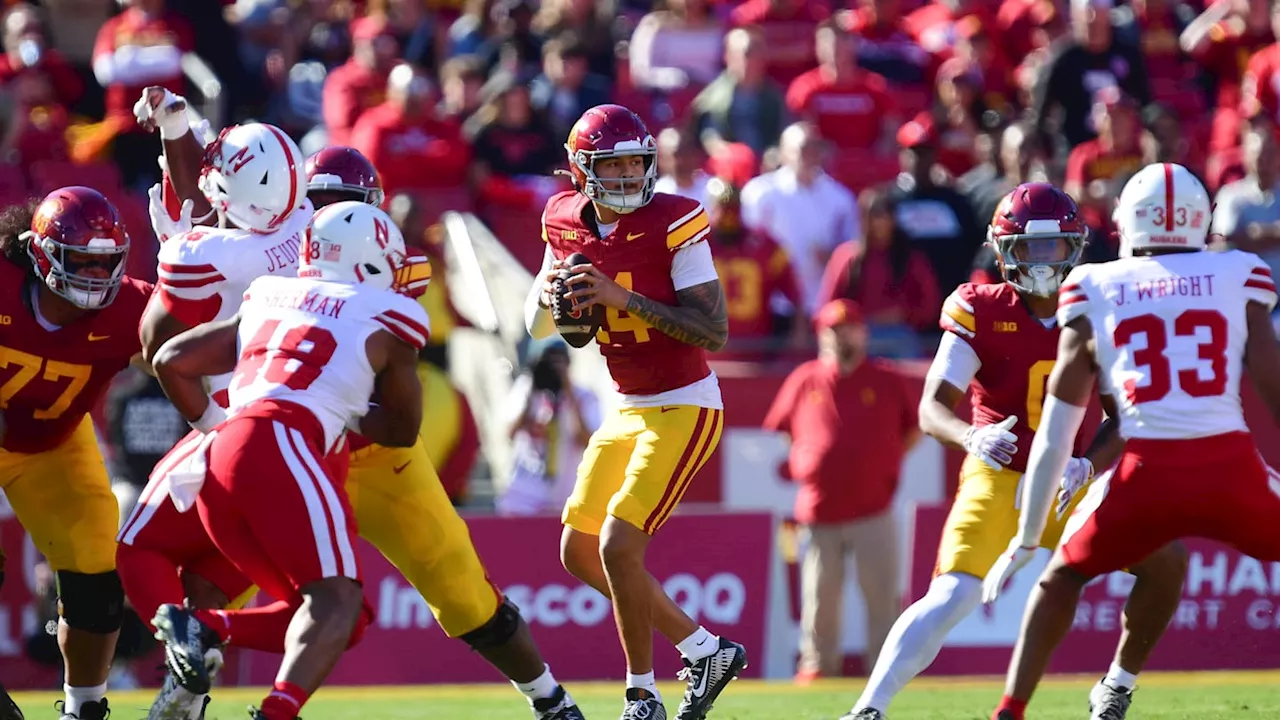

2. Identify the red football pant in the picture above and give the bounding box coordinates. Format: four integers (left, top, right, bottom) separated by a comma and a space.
118, 429, 253, 627
198, 401, 368, 613
1061, 432, 1280, 577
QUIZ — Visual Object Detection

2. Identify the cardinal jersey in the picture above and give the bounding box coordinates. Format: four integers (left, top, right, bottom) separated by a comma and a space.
541, 191, 713, 397
0, 260, 152, 453
713, 232, 800, 343
1058, 250, 1277, 440
153, 200, 314, 406
940, 281, 1070, 473
231, 275, 430, 452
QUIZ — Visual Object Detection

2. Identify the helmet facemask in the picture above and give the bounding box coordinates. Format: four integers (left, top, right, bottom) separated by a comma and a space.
24, 230, 128, 309
991, 226, 1086, 298
308, 173, 385, 209
571, 141, 657, 214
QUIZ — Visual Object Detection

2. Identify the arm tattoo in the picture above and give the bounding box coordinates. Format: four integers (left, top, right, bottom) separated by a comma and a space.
624, 279, 729, 351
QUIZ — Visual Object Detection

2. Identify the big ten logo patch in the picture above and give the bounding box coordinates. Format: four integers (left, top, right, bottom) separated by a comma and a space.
993, 321, 1018, 333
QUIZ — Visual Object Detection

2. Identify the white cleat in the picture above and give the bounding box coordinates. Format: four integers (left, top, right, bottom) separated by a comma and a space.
147, 648, 223, 720
1089, 679, 1133, 720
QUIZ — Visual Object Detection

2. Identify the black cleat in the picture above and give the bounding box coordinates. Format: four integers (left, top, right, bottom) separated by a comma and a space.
55, 698, 109, 720
620, 688, 666, 720
153, 604, 223, 694
674, 637, 747, 720
533, 685, 586, 720
247, 706, 301, 720
838, 710, 886, 720
0, 682, 21, 720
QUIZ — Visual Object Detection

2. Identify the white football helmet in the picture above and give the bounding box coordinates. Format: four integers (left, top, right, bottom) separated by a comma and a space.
1114, 163, 1211, 257
299, 201, 431, 295
198, 122, 308, 234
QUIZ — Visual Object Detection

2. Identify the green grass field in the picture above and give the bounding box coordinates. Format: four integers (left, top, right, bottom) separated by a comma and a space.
13, 672, 1280, 719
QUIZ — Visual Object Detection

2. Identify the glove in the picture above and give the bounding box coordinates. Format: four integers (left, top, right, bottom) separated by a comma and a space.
982, 541, 1037, 604
963, 415, 1018, 471
1055, 457, 1095, 520
133, 86, 190, 140
148, 183, 194, 242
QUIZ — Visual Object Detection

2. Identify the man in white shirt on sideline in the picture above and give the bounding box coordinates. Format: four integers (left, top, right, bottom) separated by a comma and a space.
741, 121, 859, 314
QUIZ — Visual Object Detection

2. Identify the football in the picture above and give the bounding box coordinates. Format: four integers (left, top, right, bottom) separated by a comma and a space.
551, 252, 605, 348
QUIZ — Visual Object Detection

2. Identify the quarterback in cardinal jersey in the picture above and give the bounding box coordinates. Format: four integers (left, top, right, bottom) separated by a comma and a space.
526, 104, 746, 720
0, 187, 151, 720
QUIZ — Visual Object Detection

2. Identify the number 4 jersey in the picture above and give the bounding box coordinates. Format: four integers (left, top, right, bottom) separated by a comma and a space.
1058, 249, 1277, 440
229, 275, 431, 452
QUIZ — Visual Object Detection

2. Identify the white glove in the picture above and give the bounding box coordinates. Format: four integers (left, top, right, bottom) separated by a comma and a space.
147, 183, 194, 242
133, 86, 191, 140
1055, 457, 1095, 520
982, 541, 1037, 604
963, 415, 1018, 471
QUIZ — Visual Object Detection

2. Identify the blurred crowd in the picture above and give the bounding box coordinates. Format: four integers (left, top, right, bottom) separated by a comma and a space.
2, 0, 1279, 361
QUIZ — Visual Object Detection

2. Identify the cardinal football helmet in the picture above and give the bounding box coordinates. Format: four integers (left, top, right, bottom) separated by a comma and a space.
300, 201, 431, 296
988, 182, 1087, 297
199, 122, 308, 233
1114, 162, 1211, 257
305, 146, 385, 209
24, 186, 130, 309
565, 104, 657, 213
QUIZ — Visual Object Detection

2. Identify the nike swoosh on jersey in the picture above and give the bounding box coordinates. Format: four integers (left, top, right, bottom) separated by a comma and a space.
627, 232, 645, 241
393, 461, 411, 474
88, 333, 110, 341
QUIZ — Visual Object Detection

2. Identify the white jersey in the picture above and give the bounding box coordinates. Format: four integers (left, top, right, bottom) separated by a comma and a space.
154, 201, 315, 403
1058, 250, 1277, 440
229, 275, 431, 452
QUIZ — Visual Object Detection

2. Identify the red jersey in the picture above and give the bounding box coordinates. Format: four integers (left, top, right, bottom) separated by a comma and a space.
939, 282, 1081, 473
322, 60, 389, 147
349, 103, 470, 197
1196, 23, 1272, 112
1242, 44, 1280, 124
92, 9, 194, 121
786, 67, 892, 150
542, 191, 712, 396
0, 260, 152, 453
729, 0, 830, 87
712, 231, 800, 344
1065, 139, 1143, 228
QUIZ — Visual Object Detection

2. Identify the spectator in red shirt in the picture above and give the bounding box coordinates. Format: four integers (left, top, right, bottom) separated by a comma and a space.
1118, 0, 1200, 119
0, 5, 82, 111
1240, 2, 1280, 130
705, 176, 805, 359
323, 16, 400, 147
903, 0, 997, 57
787, 19, 895, 153
1064, 88, 1145, 231
729, 0, 830, 87
932, 58, 984, 180
0, 72, 68, 167
465, 72, 563, 209
952, 16, 1013, 117
351, 63, 471, 198
817, 189, 939, 338
1182, 0, 1273, 152
840, 0, 933, 90
763, 298, 918, 683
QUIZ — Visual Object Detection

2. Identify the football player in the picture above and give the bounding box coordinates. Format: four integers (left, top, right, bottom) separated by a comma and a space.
526, 104, 747, 720
149, 201, 430, 720
984, 164, 1280, 720
0, 187, 153, 720
842, 184, 1188, 720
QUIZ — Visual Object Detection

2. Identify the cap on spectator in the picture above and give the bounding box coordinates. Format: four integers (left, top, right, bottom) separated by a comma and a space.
815, 299, 864, 331
1093, 86, 1138, 111
897, 112, 936, 149
351, 16, 391, 41
709, 143, 758, 189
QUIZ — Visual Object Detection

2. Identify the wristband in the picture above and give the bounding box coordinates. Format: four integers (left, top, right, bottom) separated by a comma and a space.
190, 402, 227, 434
158, 111, 191, 141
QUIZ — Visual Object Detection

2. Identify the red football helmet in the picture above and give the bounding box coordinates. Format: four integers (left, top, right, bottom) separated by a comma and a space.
988, 183, 1087, 297
565, 104, 657, 213
25, 186, 130, 309
305, 146, 385, 209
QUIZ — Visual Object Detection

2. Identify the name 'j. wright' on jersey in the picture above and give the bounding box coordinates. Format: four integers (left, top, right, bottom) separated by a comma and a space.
228, 274, 431, 453
1057, 249, 1278, 441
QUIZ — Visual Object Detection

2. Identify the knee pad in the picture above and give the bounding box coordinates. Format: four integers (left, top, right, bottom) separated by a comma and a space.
459, 597, 523, 651
56, 570, 125, 634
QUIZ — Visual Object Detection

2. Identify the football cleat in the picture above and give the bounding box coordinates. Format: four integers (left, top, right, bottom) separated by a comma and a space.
620, 688, 666, 720
1089, 679, 1133, 720
146, 648, 222, 720
0, 682, 22, 720
838, 709, 886, 720
247, 706, 300, 720
54, 698, 109, 720
153, 605, 224, 694
532, 685, 586, 720
674, 636, 747, 720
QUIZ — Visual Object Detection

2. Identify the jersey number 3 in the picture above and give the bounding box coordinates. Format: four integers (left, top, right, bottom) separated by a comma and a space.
232, 320, 338, 392
1112, 310, 1228, 403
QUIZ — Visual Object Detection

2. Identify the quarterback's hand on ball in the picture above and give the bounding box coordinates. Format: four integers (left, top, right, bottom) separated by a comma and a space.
1055, 457, 1095, 520
982, 541, 1036, 604
539, 260, 567, 307
963, 415, 1018, 471
147, 183, 194, 242
133, 86, 189, 139
565, 263, 631, 311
